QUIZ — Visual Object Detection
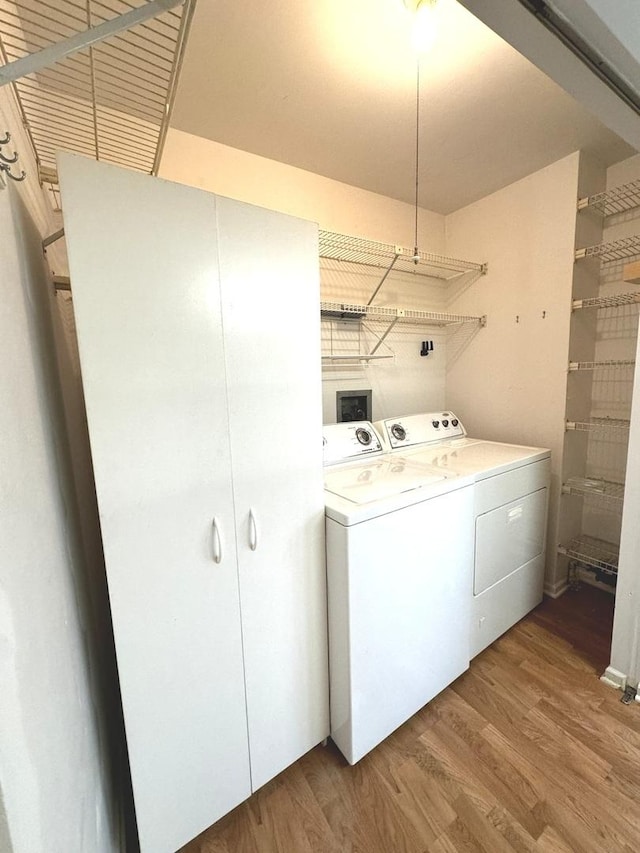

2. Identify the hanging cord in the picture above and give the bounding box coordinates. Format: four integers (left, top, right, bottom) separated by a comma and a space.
413, 59, 420, 264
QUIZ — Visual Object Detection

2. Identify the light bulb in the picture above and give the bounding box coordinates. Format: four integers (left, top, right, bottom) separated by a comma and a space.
404, 0, 439, 54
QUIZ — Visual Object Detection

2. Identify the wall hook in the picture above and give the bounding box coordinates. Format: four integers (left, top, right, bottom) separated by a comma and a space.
0, 131, 10, 145
0, 147, 18, 164
0, 162, 26, 182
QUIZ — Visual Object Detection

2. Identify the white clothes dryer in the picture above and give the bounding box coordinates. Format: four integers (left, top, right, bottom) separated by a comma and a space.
375, 412, 551, 658
323, 421, 475, 764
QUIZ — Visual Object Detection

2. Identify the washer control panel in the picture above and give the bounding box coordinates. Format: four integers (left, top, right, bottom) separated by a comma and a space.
323, 421, 384, 465
375, 412, 466, 449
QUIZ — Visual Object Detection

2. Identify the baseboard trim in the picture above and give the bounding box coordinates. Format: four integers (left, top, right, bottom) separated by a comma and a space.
544, 579, 568, 599
600, 666, 627, 691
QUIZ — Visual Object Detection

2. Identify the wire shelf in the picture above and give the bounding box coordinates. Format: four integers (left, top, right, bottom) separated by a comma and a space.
562, 477, 625, 504
558, 535, 618, 576
575, 235, 640, 264
578, 178, 640, 218
566, 417, 631, 432
572, 293, 640, 311
320, 301, 486, 327
321, 354, 393, 363
568, 359, 635, 371
0, 0, 195, 180
319, 230, 487, 281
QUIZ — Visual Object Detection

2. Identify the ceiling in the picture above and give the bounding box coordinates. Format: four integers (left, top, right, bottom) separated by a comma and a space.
169, 0, 636, 214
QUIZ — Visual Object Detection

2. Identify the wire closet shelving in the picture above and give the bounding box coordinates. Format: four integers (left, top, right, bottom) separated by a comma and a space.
562, 477, 625, 504
577, 179, 640, 218
0, 0, 195, 189
558, 535, 619, 578
319, 230, 487, 281
574, 235, 640, 264
568, 359, 636, 372
566, 417, 631, 433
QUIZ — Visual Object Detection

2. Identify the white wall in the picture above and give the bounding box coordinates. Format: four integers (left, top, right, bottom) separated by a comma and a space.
444, 152, 581, 594
0, 90, 119, 852
159, 129, 450, 422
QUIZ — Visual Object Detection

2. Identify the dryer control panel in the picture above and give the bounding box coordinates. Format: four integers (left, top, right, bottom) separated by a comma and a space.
375, 412, 466, 449
322, 421, 383, 466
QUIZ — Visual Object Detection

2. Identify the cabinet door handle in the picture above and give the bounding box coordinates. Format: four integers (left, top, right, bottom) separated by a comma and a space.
249, 509, 258, 551
212, 517, 223, 564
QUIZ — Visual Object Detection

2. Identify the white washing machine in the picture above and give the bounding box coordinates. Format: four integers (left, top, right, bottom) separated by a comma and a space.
375, 412, 551, 659
323, 421, 475, 765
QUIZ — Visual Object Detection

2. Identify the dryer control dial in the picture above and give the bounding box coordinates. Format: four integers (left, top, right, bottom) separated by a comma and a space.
442, 419, 449, 428
432, 420, 440, 428
391, 424, 406, 441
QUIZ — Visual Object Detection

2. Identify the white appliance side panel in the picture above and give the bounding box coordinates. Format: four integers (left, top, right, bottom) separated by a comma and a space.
215, 196, 329, 790
327, 486, 474, 765
471, 556, 545, 658
58, 155, 251, 853
474, 488, 548, 595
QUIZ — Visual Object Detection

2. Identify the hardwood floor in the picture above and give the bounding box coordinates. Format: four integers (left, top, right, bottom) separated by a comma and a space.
181, 587, 640, 853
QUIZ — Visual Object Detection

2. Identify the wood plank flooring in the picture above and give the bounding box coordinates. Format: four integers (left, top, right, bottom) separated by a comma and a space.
181, 587, 640, 853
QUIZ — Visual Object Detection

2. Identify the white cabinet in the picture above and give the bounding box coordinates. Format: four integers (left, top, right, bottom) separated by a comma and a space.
57, 154, 329, 853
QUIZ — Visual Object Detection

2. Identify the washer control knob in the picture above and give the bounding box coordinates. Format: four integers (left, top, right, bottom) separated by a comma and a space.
452, 418, 459, 427
391, 424, 406, 441
355, 427, 372, 445
442, 419, 449, 428
432, 420, 440, 428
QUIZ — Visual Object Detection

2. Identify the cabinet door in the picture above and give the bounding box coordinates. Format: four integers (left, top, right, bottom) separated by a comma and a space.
216, 197, 329, 790
58, 155, 251, 853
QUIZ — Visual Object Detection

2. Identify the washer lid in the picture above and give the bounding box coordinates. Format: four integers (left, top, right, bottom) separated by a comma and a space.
324, 456, 448, 504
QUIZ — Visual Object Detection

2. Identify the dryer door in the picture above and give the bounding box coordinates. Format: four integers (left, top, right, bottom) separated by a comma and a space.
474, 487, 547, 594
